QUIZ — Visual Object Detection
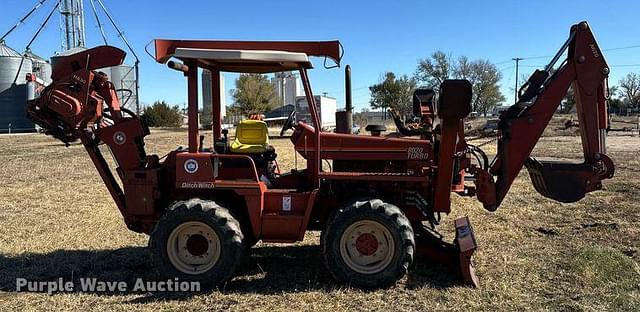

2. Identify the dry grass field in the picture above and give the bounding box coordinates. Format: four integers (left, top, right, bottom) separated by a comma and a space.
0, 128, 638, 311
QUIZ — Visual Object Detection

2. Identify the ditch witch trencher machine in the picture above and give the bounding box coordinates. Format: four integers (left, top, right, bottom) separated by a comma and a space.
27, 21, 614, 288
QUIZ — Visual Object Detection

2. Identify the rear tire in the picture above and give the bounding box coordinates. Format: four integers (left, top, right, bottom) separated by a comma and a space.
149, 199, 244, 288
321, 199, 415, 289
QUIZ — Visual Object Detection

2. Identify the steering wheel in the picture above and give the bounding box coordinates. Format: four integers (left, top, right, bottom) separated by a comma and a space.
280, 110, 297, 136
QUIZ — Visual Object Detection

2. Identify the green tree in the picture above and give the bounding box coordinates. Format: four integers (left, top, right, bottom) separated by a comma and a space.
415, 51, 505, 115
231, 74, 279, 116
369, 72, 417, 120
140, 101, 183, 128
200, 105, 212, 129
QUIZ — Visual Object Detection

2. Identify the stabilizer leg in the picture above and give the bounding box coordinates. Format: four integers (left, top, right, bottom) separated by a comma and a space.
415, 216, 479, 287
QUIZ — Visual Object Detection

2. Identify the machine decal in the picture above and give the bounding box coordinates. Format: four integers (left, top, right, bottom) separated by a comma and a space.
589, 44, 600, 58
72, 74, 86, 84
282, 196, 292, 211
179, 182, 215, 189
407, 147, 429, 160
113, 131, 126, 145
184, 159, 199, 174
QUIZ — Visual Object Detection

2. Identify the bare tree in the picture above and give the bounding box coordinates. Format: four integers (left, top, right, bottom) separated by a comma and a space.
416, 51, 505, 115
560, 86, 576, 113
470, 59, 505, 116
415, 51, 453, 88
454, 55, 474, 79
618, 73, 640, 113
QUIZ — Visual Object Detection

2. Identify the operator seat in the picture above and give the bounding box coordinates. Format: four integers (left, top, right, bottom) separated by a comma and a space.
231, 120, 270, 153
229, 120, 277, 183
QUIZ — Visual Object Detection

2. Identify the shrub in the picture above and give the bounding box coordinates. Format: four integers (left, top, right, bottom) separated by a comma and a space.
140, 101, 183, 128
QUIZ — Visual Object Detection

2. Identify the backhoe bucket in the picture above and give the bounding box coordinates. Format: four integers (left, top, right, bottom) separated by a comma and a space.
525, 157, 605, 203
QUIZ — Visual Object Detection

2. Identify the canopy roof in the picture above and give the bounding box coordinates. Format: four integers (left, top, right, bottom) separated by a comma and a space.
154, 39, 342, 73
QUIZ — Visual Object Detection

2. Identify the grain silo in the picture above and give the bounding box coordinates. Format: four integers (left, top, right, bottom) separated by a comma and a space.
108, 64, 138, 108
24, 49, 52, 85
0, 42, 34, 133
50, 46, 87, 68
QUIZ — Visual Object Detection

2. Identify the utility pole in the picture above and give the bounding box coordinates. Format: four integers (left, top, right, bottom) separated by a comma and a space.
512, 57, 523, 104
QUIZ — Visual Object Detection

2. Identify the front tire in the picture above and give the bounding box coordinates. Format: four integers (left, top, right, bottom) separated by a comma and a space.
149, 199, 244, 288
321, 199, 415, 289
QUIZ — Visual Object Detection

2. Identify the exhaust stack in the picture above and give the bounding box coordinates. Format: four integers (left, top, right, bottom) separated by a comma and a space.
335, 65, 353, 134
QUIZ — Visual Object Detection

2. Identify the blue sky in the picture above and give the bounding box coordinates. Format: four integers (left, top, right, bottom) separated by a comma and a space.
2, 0, 640, 111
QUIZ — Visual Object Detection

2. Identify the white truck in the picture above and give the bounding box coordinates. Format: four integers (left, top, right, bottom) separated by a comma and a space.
295, 95, 336, 130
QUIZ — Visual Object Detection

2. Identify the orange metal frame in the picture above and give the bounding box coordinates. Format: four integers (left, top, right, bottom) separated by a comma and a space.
483, 22, 614, 208
151, 40, 343, 242
26, 22, 614, 287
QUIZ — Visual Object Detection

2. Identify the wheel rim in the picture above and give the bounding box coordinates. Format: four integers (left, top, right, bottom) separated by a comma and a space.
166, 221, 221, 275
339, 220, 395, 274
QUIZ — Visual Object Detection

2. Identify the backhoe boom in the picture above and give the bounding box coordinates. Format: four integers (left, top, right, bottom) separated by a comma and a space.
476, 21, 615, 210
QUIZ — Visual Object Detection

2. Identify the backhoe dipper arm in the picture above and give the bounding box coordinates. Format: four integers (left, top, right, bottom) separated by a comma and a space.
478, 21, 615, 210
27, 46, 152, 230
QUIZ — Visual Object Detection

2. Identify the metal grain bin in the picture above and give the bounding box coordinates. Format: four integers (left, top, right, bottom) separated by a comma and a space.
50, 46, 87, 69
25, 49, 52, 85
0, 42, 34, 133
108, 64, 138, 108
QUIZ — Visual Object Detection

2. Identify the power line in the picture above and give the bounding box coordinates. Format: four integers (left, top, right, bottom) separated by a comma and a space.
352, 94, 371, 100
604, 44, 640, 52
323, 85, 369, 95
505, 65, 514, 87
517, 63, 640, 68
328, 41, 640, 96
610, 64, 640, 67
518, 54, 553, 61
494, 59, 513, 66
498, 65, 514, 72
516, 43, 640, 61
329, 42, 640, 101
